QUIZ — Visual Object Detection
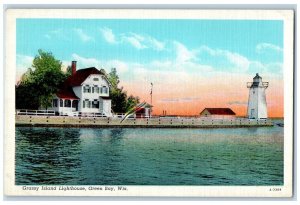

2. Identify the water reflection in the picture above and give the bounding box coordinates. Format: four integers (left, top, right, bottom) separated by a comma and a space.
16, 127, 81, 185
16, 125, 284, 185
77, 128, 126, 185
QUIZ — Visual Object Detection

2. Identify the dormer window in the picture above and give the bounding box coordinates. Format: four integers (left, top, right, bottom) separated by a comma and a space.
93, 78, 99, 81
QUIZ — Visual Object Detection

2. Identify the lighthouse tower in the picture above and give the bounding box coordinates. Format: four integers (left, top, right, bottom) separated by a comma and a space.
247, 73, 269, 119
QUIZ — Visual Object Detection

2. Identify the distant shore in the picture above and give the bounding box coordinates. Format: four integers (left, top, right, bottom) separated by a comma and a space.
16, 115, 273, 128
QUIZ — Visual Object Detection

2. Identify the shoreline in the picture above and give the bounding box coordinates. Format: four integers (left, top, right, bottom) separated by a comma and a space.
15, 115, 274, 128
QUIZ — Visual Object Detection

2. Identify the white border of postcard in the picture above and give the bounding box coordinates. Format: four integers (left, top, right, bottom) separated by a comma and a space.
4, 9, 294, 197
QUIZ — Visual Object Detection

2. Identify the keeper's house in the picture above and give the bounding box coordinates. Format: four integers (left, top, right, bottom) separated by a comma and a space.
50, 61, 112, 117
200, 108, 236, 119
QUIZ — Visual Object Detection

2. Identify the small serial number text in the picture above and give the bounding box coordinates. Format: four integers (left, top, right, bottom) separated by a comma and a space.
269, 188, 282, 191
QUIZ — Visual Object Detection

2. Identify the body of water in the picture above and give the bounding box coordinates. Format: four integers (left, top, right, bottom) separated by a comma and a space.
15, 122, 283, 185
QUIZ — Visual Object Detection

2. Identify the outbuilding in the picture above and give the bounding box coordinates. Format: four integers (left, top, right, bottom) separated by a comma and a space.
135, 103, 153, 118
200, 108, 236, 119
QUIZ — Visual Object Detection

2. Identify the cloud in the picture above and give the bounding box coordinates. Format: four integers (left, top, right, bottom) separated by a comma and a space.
70, 54, 129, 74
100, 27, 117, 44
151, 60, 173, 68
197, 46, 251, 72
122, 35, 147, 50
159, 97, 202, 103
248, 61, 283, 75
99, 27, 165, 51
147, 37, 165, 51
74, 28, 93, 42
225, 51, 250, 72
174, 41, 197, 64
256, 43, 283, 53
138, 43, 213, 74
45, 28, 94, 42
71, 53, 102, 69
227, 101, 248, 105
104, 60, 129, 73
44, 28, 69, 40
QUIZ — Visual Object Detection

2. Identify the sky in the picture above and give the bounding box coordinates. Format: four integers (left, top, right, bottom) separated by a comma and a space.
16, 19, 284, 117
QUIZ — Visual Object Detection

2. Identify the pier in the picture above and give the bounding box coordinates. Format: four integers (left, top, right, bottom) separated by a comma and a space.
15, 115, 273, 128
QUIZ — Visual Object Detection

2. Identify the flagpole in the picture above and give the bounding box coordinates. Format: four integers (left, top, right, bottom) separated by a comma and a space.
150, 82, 153, 118
151, 83, 153, 105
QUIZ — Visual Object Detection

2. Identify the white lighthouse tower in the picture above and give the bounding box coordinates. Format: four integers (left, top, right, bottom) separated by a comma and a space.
247, 73, 269, 119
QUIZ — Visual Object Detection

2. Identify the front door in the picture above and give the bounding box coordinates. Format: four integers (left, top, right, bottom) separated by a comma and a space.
72, 100, 79, 111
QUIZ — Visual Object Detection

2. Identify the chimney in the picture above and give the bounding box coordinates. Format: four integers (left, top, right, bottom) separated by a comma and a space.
71, 61, 77, 76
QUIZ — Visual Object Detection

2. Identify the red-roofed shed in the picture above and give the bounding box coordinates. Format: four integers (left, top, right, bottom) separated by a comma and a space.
200, 108, 236, 118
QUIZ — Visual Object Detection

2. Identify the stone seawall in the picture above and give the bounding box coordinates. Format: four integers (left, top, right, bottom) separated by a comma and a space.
15, 115, 273, 128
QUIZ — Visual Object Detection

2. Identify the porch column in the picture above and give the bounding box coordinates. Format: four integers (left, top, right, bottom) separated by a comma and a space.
71, 99, 73, 111
62, 99, 65, 113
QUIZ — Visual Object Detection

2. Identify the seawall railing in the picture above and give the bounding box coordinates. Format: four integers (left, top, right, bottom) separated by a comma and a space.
16, 109, 55, 116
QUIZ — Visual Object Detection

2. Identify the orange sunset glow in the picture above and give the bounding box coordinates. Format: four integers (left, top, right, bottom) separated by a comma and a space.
121, 73, 283, 118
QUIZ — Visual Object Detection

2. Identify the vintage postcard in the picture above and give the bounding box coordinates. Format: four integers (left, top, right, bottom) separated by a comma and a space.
4, 9, 294, 197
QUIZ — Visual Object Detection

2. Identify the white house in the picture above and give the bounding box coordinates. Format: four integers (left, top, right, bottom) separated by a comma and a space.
50, 61, 112, 117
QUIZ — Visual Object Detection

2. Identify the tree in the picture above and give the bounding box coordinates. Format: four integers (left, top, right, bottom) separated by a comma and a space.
15, 49, 68, 109
110, 87, 128, 113
126, 95, 140, 111
65, 65, 72, 77
15, 83, 40, 109
107, 67, 119, 89
107, 68, 140, 113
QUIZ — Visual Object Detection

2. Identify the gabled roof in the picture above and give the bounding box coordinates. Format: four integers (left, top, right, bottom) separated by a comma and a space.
56, 88, 79, 100
64, 67, 106, 87
200, 108, 235, 115
56, 67, 109, 100
142, 103, 153, 108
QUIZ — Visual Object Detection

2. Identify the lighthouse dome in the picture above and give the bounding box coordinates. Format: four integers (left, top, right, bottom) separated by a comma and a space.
254, 73, 262, 79
253, 73, 262, 83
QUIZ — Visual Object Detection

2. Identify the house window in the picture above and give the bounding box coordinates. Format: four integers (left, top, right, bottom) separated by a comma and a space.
83, 99, 90, 108
93, 78, 99, 81
64, 100, 71, 107
83, 85, 91, 93
94, 86, 99, 93
102, 86, 108, 94
53, 99, 58, 107
92, 100, 99, 108
60, 99, 63, 107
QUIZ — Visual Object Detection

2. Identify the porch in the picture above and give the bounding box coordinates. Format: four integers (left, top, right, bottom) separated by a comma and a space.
52, 98, 79, 115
